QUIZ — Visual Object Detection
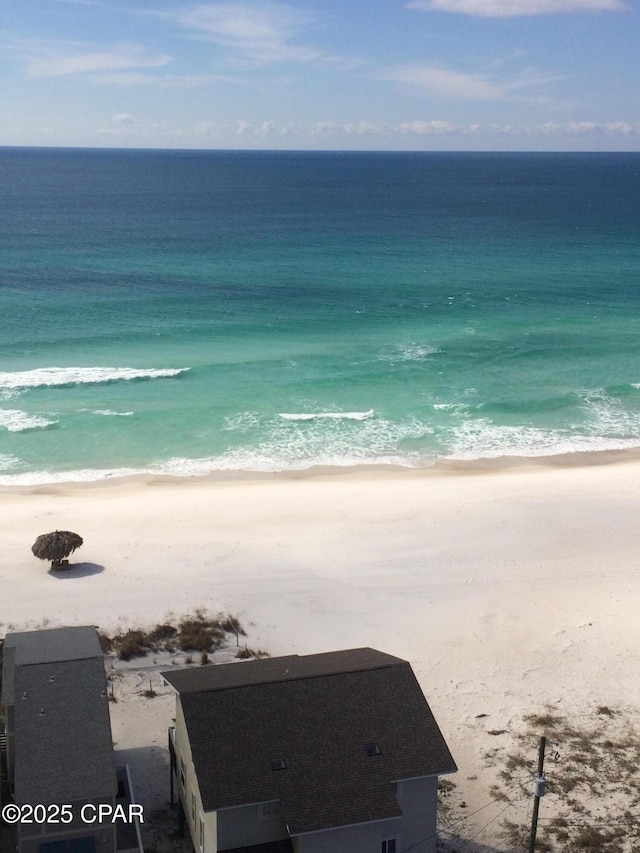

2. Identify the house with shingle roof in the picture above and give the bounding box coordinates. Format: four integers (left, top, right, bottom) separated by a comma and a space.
162, 647, 456, 853
1, 626, 142, 853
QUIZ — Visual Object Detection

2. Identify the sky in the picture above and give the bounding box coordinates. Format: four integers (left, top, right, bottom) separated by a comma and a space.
1, 0, 639, 151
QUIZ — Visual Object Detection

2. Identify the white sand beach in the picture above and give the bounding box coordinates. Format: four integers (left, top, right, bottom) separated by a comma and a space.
3, 458, 640, 849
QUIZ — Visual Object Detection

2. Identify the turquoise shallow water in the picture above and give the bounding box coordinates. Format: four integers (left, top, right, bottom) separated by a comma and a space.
1, 148, 640, 483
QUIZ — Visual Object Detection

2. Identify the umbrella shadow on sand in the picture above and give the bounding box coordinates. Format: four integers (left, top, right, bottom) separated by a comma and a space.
48, 562, 105, 579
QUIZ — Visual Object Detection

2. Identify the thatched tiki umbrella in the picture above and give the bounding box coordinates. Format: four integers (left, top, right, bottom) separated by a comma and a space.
32, 530, 83, 570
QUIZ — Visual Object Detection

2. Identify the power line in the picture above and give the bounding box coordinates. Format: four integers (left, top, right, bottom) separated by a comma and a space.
455, 790, 525, 852
441, 774, 532, 830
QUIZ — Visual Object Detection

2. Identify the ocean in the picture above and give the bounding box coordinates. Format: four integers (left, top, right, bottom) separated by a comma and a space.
1, 147, 639, 484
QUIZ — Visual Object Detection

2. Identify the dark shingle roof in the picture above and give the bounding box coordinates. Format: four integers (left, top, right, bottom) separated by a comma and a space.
162, 647, 402, 695
7, 625, 102, 665
4, 626, 117, 805
3, 626, 101, 706
163, 648, 456, 835
1, 644, 16, 705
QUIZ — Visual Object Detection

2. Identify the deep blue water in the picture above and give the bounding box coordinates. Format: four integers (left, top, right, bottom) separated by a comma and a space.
1, 148, 640, 483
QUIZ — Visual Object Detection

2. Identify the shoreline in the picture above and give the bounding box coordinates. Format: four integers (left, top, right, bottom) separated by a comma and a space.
3, 443, 640, 494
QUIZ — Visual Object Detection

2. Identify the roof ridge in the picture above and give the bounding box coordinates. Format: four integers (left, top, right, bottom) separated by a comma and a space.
182, 658, 406, 694
163, 648, 408, 695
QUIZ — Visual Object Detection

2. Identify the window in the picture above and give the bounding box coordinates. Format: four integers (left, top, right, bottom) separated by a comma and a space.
260, 801, 282, 819
270, 757, 286, 771
382, 839, 397, 853
199, 815, 204, 851
365, 741, 381, 757
180, 756, 186, 788
191, 792, 196, 823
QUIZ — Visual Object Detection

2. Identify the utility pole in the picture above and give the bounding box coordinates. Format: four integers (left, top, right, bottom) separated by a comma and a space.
529, 736, 547, 853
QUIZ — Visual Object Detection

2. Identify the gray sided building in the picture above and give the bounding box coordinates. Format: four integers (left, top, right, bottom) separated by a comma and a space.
1, 627, 118, 853
163, 647, 456, 853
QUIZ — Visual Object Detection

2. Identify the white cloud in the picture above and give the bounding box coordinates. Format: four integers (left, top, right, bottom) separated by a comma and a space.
113, 113, 134, 124
312, 121, 390, 137
154, 2, 316, 65
534, 120, 640, 135
504, 67, 564, 92
22, 41, 171, 79
194, 121, 222, 137
150, 1, 361, 69
279, 122, 305, 137
255, 120, 276, 135
343, 121, 390, 136
14, 39, 232, 87
400, 119, 460, 134
385, 64, 504, 100
407, 0, 627, 16
603, 121, 637, 135
315, 118, 640, 141
235, 120, 275, 135
382, 59, 566, 105
175, 1, 311, 58
88, 117, 640, 148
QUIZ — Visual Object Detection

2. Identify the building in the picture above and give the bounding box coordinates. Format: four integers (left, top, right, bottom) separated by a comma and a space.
1, 626, 142, 853
163, 647, 456, 853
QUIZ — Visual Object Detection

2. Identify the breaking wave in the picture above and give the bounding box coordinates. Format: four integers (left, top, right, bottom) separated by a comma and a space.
0, 366, 190, 391
0, 410, 59, 432
278, 410, 374, 422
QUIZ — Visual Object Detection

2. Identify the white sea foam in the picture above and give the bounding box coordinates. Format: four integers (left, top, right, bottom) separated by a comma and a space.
432, 403, 470, 413
579, 389, 640, 437
0, 410, 59, 432
0, 466, 148, 486
446, 419, 565, 459
153, 412, 433, 475
6, 392, 640, 484
0, 412, 425, 482
0, 411, 433, 483
278, 410, 374, 422
0, 453, 22, 473
216, 413, 432, 471
445, 416, 640, 461
438, 386, 640, 461
0, 366, 190, 391
379, 343, 440, 363
92, 410, 134, 417
156, 452, 421, 476
222, 412, 262, 432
